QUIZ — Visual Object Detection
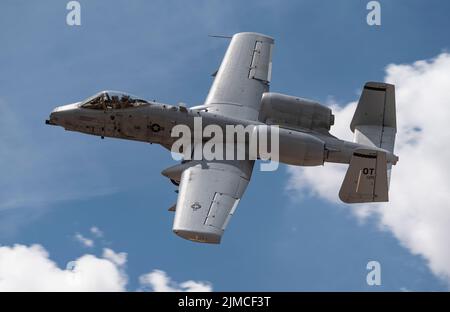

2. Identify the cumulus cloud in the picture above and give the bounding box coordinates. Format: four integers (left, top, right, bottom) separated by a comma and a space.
74, 233, 94, 248
0, 244, 126, 291
0, 244, 212, 292
287, 53, 450, 284
73, 226, 106, 248
90, 226, 104, 238
139, 270, 213, 292
102, 248, 127, 267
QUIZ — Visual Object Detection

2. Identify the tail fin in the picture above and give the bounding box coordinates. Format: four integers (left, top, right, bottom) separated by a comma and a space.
339, 149, 388, 203
350, 82, 396, 152
339, 82, 397, 204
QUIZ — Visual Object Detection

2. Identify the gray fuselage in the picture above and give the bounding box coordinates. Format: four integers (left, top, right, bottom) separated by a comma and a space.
47, 100, 387, 169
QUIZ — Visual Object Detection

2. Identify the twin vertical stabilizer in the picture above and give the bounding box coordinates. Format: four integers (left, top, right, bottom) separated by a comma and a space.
339, 82, 397, 203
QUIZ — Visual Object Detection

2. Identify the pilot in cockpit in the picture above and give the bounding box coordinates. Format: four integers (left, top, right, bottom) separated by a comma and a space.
120, 95, 131, 109
81, 91, 148, 110
111, 95, 120, 109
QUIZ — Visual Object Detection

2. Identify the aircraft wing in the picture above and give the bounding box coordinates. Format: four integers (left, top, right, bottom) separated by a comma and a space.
172, 158, 254, 244
204, 32, 274, 121
170, 33, 271, 243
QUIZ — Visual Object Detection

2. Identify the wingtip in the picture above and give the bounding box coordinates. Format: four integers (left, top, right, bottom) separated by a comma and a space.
173, 229, 222, 244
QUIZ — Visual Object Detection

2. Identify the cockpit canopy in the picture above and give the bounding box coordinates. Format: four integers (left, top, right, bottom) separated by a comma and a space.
81, 91, 149, 110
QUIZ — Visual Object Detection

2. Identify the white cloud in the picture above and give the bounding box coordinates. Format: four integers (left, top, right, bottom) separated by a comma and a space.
90, 226, 104, 238
139, 270, 213, 292
74, 227, 105, 248
0, 244, 212, 292
74, 233, 94, 248
102, 248, 127, 267
287, 53, 450, 284
0, 244, 126, 291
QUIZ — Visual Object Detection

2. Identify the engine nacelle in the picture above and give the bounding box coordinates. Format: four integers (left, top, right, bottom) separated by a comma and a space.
252, 126, 325, 166
268, 128, 325, 166
278, 127, 325, 166
259, 92, 334, 132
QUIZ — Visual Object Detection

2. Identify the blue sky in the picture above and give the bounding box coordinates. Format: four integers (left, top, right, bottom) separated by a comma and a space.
1, 0, 450, 291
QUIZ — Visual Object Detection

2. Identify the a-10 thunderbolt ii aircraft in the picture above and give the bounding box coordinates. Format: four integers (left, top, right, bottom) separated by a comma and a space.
46, 32, 398, 244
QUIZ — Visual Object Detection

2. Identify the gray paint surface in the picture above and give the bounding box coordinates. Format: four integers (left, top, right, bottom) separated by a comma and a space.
46, 33, 399, 244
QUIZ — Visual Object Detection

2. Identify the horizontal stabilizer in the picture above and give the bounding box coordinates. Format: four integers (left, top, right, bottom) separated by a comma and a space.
339, 149, 389, 203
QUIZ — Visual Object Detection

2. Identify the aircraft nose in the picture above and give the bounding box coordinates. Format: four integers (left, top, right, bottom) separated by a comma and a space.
45, 103, 80, 126
52, 103, 80, 113
45, 111, 59, 125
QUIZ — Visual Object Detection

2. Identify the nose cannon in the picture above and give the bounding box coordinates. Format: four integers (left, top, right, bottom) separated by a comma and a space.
45, 118, 54, 125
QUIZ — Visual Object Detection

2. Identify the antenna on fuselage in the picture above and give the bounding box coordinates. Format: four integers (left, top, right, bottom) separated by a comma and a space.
208, 34, 232, 39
